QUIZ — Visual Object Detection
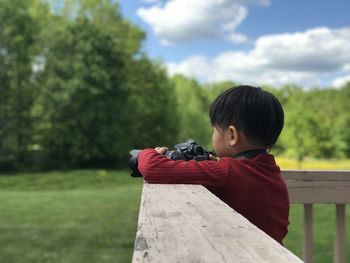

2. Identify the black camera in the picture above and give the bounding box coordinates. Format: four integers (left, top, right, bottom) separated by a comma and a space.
129, 140, 211, 177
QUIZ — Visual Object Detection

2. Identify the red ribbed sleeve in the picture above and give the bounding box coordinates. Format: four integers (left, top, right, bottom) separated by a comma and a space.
137, 148, 230, 186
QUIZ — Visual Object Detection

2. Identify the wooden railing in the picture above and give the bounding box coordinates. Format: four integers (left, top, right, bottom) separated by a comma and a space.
132, 170, 349, 263
132, 183, 303, 262
282, 170, 350, 263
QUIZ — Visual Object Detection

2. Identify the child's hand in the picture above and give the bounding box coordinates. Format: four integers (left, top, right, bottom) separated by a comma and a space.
154, 147, 168, 154
209, 154, 218, 161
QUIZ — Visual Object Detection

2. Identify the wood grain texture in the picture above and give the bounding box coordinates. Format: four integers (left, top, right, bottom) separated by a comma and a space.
282, 170, 350, 181
334, 204, 346, 263
303, 204, 313, 263
132, 183, 303, 263
282, 171, 350, 203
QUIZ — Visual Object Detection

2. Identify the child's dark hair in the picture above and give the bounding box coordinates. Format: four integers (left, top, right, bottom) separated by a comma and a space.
209, 85, 284, 148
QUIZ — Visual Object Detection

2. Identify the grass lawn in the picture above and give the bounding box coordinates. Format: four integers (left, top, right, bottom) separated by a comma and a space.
0, 160, 349, 263
0, 170, 143, 263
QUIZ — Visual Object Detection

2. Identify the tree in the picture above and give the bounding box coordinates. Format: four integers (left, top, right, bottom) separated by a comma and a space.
171, 75, 212, 148
333, 83, 350, 157
35, 14, 140, 167
279, 88, 341, 165
127, 58, 179, 149
34, 0, 179, 167
205, 81, 237, 102
0, 0, 40, 170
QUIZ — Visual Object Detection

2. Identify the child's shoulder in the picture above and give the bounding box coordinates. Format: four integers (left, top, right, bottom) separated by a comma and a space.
219, 153, 279, 173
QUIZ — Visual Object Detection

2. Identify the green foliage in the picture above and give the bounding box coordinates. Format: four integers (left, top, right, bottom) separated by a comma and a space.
279, 85, 350, 162
334, 83, 350, 157
0, 0, 180, 170
281, 90, 321, 161
127, 59, 179, 149
0, 0, 41, 170
172, 75, 212, 147
37, 16, 134, 166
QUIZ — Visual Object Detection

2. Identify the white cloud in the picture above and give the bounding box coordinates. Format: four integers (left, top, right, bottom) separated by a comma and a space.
342, 64, 350, 71
254, 27, 350, 72
166, 27, 350, 87
167, 55, 211, 78
227, 33, 248, 44
137, 0, 268, 45
332, 75, 350, 88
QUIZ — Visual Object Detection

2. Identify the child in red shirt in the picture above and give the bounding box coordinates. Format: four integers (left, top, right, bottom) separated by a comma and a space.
137, 85, 289, 244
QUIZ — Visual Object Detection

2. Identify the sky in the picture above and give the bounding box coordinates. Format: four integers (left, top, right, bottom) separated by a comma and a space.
119, 0, 350, 88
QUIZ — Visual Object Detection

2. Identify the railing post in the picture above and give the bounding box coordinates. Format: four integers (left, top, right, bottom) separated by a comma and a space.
283, 170, 350, 263
304, 204, 313, 263
334, 204, 346, 263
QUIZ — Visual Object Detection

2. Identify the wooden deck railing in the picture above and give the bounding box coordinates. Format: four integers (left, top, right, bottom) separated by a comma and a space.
132, 170, 349, 263
282, 170, 350, 263
132, 183, 303, 262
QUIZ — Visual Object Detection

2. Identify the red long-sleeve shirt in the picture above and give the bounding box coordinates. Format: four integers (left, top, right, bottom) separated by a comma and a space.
137, 149, 290, 244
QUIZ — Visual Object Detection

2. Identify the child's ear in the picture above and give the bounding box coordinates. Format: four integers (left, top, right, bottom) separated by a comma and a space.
228, 125, 239, 146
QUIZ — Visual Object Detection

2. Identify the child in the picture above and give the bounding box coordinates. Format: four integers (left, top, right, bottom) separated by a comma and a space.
137, 85, 289, 244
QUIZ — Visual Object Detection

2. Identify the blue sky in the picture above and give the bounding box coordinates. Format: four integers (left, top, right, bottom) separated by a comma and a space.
119, 0, 350, 88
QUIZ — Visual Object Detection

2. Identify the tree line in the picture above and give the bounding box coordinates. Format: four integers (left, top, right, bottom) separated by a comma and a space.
1, 0, 349, 172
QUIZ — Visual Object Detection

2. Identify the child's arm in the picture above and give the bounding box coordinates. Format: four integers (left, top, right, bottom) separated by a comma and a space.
137, 148, 230, 186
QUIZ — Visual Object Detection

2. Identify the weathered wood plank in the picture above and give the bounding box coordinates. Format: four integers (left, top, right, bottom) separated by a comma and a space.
282, 171, 350, 203
303, 204, 313, 263
334, 204, 346, 263
285, 181, 350, 203
282, 170, 350, 181
133, 183, 303, 263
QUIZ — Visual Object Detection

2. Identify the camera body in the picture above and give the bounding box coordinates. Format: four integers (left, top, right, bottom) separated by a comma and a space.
129, 140, 211, 177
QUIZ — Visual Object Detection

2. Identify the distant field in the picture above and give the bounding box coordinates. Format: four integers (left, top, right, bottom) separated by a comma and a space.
276, 157, 350, 170
0, 162, 349, 262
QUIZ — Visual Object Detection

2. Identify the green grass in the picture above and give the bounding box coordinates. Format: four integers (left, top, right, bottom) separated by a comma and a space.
0, 169, 349, 262
0, 170, 143, 263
